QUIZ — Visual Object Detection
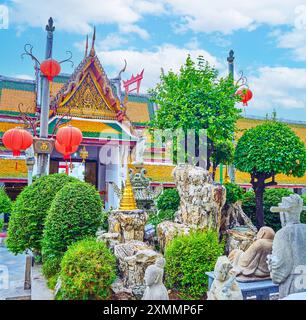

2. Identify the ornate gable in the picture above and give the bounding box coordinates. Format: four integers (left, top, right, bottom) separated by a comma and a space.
52, 52, 123, 121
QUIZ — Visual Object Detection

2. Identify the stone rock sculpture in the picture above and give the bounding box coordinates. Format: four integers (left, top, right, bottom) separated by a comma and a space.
229, 226, 275, 281
267, 194, 306, 299
142, 258, 169, 300
207, 256, 243, 300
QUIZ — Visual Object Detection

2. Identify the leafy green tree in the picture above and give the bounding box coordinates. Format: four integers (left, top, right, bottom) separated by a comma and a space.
235, 121, 306, 228
211, 140, 234, 180
150, 55, 240, 169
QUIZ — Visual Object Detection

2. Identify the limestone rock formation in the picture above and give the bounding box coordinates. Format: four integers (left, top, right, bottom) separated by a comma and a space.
173, 164, 226, 230
114, 240, 162, 289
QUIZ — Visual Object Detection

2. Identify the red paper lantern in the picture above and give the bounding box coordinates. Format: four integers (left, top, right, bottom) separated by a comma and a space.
236, 88, 253, 106
40, 59, 61, 81
2, 128, 33, 157
56, 125, 83, 153
55, 141, 78, 160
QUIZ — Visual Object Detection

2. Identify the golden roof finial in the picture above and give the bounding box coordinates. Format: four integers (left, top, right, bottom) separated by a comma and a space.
119, 154, 137, 211
90, 26, 96, 57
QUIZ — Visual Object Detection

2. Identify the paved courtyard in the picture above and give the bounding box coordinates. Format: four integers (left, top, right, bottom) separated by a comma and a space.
0, 245, 29, 299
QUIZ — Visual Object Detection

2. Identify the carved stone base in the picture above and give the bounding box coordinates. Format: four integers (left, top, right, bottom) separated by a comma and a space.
108, 209, 148, 243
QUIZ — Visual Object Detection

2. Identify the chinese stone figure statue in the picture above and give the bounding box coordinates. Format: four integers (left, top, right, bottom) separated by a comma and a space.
207, 256, 243, 300
142, 257, 169, 300
228, 226, 275, 281
268, 194, 306, 299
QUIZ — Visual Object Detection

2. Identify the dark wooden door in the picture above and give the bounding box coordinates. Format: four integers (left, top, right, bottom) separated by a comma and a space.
49, 160, 59, 174
85, 162, 97, 187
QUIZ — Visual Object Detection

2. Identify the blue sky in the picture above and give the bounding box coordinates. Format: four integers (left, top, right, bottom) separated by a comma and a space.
1, 0, 306, 121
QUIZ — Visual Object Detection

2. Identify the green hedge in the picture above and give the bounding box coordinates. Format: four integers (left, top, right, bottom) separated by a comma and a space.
42, 181, 102, 278
242, 189, 306, 231
7, 174, 78, 255
57, 238, 116, 300
165, 230, 224, 299
148, 209, 176, 229
224, 183, 244, 205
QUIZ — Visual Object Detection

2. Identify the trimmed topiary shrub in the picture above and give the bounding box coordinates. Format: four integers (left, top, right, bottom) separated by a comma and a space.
156, 188, 180, 211
165, 230, 224, 299
42, 181, 102, 277
57, 238, 116, 300
224, 183, 244, 205
7, 174, 78, 255
0, 187, 12, 215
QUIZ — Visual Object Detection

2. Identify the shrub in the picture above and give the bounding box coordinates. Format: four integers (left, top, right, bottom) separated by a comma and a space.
57, 238, 116, 300
148, 209, 176, 229
100, 209, 111, 231
156, 188, 180, 211
165, 230, 224, 299
242, 188, 295, 231
0, 187, 12, 214
224, 183, 244, 205
7, 174, 78, 255
0, 218, 3, 231
42, 181, 102, 277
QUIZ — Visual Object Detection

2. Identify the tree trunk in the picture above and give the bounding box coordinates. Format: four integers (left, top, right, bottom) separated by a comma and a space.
251, 173, 266, 229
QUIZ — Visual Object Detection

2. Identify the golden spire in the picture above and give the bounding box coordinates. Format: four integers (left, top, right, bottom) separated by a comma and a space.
90, 26, 96, 57
119, 156, 137, 211
84, 35, 89, 58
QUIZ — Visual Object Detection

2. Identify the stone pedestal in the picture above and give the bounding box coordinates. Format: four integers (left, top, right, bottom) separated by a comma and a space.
114, 240, 162, 288
108, 209, 148, 243
173, 164, 226, 230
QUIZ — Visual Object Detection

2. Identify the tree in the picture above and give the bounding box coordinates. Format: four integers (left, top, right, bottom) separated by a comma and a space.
235, 121, 306, 228
149, 55, 241, 169
211, 140, 234, 180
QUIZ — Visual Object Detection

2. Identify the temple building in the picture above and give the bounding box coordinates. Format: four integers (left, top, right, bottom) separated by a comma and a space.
1, 34, 306, 204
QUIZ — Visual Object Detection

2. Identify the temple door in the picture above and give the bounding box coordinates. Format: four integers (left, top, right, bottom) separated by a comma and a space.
85, 162, 97, 187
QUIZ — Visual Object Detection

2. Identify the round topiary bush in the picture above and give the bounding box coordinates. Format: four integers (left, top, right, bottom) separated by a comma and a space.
156, 188, 180, 211
7, 174, 78, 255
165, 230, 224, 299
42, 181, 102, 277
57, 238, 116, 300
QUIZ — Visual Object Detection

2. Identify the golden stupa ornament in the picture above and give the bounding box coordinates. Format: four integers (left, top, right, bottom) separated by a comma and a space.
80, 146, 89, 163
119, 161, 138, 211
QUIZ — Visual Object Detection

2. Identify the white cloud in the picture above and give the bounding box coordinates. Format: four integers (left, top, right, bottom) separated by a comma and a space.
165, 0, 305, 34
98, 34, 128, 50
97, 44, 222, 92
9, 0, 163, 36
119, 24, 149, 40
248, 67, 306, 113
13, 74, 35, 80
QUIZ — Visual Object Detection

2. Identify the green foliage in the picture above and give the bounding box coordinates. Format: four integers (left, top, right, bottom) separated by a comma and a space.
242, 188, 297, 231
0, 218, 3, 231
224, 183, 244, 205
57, 238, 116, 300
7, 174, 78, 255
165, 230, 224, 299
0, 187, 12, 214
235, 121, 306, 178
212, 140, 234, 168
42, 181, 102, 278
148, 209, 176, 229
100, 210, 111, 231
150, 55, 241, 166
156, 188, 180, 211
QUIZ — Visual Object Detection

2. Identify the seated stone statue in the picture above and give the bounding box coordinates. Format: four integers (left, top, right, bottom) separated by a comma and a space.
142, 257, 169, 300
268, 194, 306, 299
207, 256, 243, 300
228, 226, 275, 280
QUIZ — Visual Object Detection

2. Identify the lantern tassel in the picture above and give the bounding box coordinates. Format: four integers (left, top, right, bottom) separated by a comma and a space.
65, 160, 69, 175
